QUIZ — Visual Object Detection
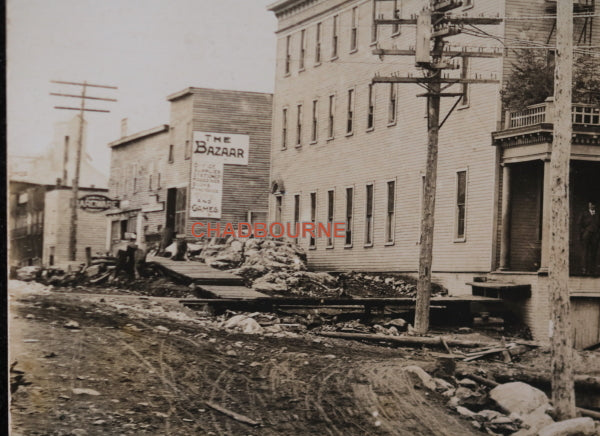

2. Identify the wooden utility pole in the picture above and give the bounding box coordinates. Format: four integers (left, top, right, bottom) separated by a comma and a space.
372, 0, 501, 334
51, 80, 117, 261
549, 0, 576, 420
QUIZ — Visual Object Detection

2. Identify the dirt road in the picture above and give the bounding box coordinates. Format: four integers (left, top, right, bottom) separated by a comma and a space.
9, 283, 484, 435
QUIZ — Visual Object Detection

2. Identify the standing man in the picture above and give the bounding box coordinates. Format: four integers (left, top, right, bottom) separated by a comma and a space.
578, 201, 600, 275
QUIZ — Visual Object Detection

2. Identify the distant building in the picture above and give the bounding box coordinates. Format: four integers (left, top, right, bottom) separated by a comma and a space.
106, 87, 273, 250
267, 0, 600, 347
8, 116, 109, 266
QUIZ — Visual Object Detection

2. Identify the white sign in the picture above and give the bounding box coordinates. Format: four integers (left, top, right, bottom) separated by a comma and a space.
192, 131, 249, 165
189, 131, 250, 219
190, 160, 224, 218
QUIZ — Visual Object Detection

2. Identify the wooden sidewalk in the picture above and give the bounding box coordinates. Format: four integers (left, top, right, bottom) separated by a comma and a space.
147, 255, 268, 300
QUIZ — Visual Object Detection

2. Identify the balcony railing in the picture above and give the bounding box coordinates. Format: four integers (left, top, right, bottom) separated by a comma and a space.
505, 100, 600, 130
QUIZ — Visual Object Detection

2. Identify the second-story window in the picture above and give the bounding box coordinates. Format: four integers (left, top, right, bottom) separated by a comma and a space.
371, 1, 378, 43
285, 35, 291, 74
367, 84, 375, 130
332, 15, 338, 58
456, 170, 467, 240
350, 7, 358, 52
388, 84, 397, 124
282, 108, 288, 149
392, 0, 400, 35
328, 94, 335, 138
347, 89, 354, 134
296, 104, 303, 146
311, 100, 318, 142
460, 57, 470, 107
315, 22, 322, 63
299, 29, 306, 70
168, 144, 174, 163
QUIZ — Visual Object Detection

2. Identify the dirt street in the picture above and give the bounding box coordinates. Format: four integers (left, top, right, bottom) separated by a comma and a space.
9, 281, 484, 436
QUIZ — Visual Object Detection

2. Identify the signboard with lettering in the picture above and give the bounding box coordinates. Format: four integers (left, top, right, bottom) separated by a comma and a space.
189, 131, 250, 219
192, 131, 249, 165
78, 194, 120, 212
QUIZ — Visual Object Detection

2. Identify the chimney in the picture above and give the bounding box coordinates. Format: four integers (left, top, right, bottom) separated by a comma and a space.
121, 118, 128, 138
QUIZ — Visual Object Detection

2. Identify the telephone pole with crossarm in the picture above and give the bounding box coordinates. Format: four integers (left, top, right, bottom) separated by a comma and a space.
371, 0, 502, 334
50, 80, 118, 262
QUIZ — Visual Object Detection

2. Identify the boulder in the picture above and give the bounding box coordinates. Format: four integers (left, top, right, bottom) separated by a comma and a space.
403, 366, 437, 391
489, 382, 549, 415
238, 318, 263, 334
537, 418, 597, 436
511, 405, 554, 436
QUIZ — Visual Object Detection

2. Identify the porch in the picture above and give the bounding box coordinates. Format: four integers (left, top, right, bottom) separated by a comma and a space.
492, 99, 600, 276
481, 99, 600, 348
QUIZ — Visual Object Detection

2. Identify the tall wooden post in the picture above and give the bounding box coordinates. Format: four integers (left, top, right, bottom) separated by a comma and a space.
50, 80, 117, 262
415, 37, 442, 335
70, 83, 87, 261
549, 0, 576, 420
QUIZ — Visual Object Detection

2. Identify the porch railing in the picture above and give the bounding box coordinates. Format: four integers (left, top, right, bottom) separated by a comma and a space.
506, 100, 600, 129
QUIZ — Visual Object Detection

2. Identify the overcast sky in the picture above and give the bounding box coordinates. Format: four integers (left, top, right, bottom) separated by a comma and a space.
7, 0, 277, 175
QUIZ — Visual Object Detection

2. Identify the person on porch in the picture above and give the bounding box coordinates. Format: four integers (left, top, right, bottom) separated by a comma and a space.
578, 201, 600, 276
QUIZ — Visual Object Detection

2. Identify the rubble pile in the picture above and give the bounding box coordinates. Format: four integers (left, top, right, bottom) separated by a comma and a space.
199, 238, 307, 275
335, 271, 447, 298
405, 365, 600, 436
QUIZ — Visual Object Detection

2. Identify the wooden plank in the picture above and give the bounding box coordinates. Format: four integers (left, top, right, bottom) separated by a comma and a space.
199, 285, 268, 300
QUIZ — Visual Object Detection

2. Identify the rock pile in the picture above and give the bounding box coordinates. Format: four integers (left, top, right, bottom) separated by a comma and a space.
405, 365, 600, 436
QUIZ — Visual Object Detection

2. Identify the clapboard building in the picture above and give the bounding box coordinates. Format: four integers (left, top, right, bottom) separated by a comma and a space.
107, 87, 272, 249
267, 0, 600, 346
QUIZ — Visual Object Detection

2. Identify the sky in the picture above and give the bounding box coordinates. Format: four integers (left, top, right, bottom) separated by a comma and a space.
6, 0, 278, 176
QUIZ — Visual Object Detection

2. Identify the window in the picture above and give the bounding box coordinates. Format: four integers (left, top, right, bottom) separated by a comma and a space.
168, 144, 174, 163
185, 140, 191, 159
365, 184, 374, 245
282, 108, 288, 149
328, 94, 335, 138
388, 84, 397, 124
133, 163, 138, 193
460, 57, 470, 107
371, 1, 378, 43
157, 171, 162, 189
285, 35, 291, 74
310, 192, 316, 248
392, 0, 401, 35
367, 84, 375, 130
350, 7, 358, 52
347, 89, 354, 134
148, 174, 153, 191
293, 194, 300, 242
315, 22, 322, 63
63, 136, 69, 183
275, 195, 282, 223
456, 171, 467, 240
332, 15, 338, 58
385, 181, 395, 243
463, 0, 474, 9
299, 29, 306, 70
345, 187, 353, 246
311, 100, 318, 142
175, 187, 187, 235
327, 190, 334, 247
296, 104, 303, 146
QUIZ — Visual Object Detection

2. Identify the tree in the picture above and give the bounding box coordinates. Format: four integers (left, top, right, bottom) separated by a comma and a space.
501, 49, 600, 110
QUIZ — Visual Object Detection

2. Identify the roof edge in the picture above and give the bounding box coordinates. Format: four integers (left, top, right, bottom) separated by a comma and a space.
108, 124, 169, 148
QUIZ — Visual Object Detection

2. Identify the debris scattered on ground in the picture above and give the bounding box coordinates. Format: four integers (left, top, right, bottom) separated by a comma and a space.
71, 388, 101, 396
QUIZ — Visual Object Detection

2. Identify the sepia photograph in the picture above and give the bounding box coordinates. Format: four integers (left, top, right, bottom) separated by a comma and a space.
6, 0, 600, 434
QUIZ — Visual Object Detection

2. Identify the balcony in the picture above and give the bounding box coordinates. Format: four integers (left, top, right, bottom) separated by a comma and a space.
492, 99, 600, 155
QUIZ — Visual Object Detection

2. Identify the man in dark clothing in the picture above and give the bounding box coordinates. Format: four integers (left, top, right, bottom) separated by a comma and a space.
578, 201, 600, 275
